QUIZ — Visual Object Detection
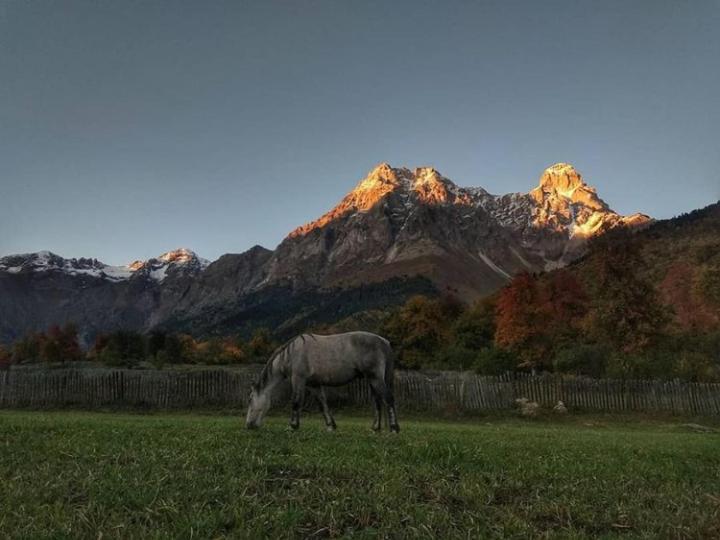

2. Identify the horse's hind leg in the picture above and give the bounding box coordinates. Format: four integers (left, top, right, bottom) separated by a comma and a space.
289, 378, 305, 431
385, 387, 400, 434
368, 381, 384, 432
317, 387, 337, 431
370, 379, 400, 433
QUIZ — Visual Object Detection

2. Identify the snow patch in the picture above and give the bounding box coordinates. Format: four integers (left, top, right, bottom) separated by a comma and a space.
510, 247, 534, 270
478, 251, 511, 279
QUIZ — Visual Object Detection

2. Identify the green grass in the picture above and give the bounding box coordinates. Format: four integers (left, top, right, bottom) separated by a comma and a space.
1, 411, 719, 539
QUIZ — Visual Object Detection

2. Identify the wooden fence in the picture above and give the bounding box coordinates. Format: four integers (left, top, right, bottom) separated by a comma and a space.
1, 368, 720, 415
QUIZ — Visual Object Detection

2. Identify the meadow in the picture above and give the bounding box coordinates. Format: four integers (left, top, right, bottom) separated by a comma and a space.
1, 411, 719, 539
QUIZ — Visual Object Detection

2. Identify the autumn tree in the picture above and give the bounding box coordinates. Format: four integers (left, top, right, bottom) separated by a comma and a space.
539, 269, 588, 348
0, 344, 12, 369
696, 265, 720, 312
584, 230, 668, 372
660, 263, 717, 331
247, 328, 275, 361
494, 272, 547, 371
383, 295, 456, 368
452, 296, 496, 350
12, 332, 43, 363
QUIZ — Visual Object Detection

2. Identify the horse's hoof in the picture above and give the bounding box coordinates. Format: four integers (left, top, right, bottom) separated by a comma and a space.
326, 425, 336, 432
390, 425, 400, 434
289, 424, 299, 431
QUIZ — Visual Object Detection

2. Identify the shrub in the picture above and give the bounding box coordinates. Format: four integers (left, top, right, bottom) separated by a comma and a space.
552, 344, 608, 378
0, 344, 12, 369
474, 347, 515, 375
674, 350, 717, 382
432, 345, 476, 371
151, 349, 169, 370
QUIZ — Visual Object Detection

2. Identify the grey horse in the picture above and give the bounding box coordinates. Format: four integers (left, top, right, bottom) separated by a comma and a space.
246, 331, 399, 433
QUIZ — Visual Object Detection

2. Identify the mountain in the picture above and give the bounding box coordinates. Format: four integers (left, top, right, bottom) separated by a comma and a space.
0, 163, 651, 344
0, 248, 209, 283
0, 248, 209, 345
262, 163, 649, 295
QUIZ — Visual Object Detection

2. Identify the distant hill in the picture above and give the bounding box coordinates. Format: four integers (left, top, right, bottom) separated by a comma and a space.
571, 201, 720, 330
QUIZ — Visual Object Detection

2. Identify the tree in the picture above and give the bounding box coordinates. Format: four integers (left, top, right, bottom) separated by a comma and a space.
164, 334, 185, 363
552, 343, 608, 378
452, 297, 496, 350
247, 328, 275, 361
12, 332, 43, 363
0, 344, 12, 369
95, 330, 146, 367
383, 295, 454, 368
539, 269, 588, 348
696, 265, 720, 311
585, 232, 668, 357
58, 323, 82, 362
660, 263, 716, 331
494, 273, 547, 371
474, 347, 515, 375
147, 331, 167, 358
28, 324, 82, 364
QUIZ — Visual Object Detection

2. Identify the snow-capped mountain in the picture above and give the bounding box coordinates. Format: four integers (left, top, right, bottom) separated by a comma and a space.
0, 248, 209, 283
0, 162, 651, 344
263, 162, 650, 294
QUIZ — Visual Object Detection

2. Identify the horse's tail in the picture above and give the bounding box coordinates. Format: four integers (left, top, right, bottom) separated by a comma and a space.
384, 342, 396, 394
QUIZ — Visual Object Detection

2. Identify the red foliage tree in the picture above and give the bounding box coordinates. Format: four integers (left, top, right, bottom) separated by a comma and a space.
494, 273, 548, 371
660, 262, 718, 331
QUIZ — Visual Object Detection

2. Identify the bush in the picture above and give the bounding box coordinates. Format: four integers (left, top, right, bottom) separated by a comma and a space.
0, 344, 12, 369
674, 350, 717, 382
98, 346, 126, 367
473, 347, 515, 375
432, 345, 477, 371
398, 349, 432, 370
552, 344, 608, 378
150, 349, 169, 370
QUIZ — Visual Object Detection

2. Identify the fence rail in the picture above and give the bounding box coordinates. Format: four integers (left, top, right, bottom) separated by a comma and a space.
1, 368, 719, 415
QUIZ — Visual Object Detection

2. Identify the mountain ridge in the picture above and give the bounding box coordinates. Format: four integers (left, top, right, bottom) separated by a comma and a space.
0, 162, 653, 344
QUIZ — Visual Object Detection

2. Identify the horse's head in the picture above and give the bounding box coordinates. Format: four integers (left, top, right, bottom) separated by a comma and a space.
246, 383, 270, 429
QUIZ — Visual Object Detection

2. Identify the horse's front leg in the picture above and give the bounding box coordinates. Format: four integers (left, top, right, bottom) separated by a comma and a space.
317, 387, 337, 431
289, 377, 305, 431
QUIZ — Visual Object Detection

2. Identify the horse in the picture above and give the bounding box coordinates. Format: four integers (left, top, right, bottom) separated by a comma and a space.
245, 331, 400, 433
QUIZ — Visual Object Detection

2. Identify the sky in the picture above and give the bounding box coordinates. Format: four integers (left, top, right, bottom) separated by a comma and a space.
1, 1, 718, 265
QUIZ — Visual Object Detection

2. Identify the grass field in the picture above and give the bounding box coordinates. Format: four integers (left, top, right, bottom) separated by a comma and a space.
1, 411, 719, 539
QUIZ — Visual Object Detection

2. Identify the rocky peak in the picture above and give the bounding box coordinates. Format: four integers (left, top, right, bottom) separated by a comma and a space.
129, 248, 209, 281
412, 167, 460, 204
536, 163, 584, 196
157, 248, 204, 266
289, 164, 471, 238
289, 164, 405, 238
347, 163, 406, 209
530, 163, 611, 214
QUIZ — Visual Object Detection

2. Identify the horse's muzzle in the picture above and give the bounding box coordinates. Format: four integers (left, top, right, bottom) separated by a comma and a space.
246, 421, 259, 430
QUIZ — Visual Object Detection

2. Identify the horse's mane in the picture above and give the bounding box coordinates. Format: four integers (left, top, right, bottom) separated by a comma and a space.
256, 335, 303, 388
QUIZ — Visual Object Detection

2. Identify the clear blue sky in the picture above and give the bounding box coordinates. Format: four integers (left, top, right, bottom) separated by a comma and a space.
1, 1, 718, 265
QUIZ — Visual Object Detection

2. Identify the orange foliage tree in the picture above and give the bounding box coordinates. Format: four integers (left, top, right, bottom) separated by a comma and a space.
495, 270, 589, 372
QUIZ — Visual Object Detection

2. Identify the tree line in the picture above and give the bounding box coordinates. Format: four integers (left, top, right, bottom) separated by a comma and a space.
381, 230, 720, 381
2, 326, 277, 369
